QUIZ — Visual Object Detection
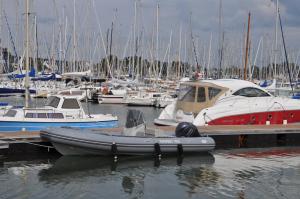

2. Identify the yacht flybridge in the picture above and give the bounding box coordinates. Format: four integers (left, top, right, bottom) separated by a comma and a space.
155, 79, 300, 126
0, 95, 118, 132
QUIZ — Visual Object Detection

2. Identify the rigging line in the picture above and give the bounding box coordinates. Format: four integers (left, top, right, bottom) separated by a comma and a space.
278, 8, 294, 96
3, 9, 20, 72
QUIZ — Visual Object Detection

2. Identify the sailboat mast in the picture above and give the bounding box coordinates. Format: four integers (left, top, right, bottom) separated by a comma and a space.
274, 0, 279, 78
133, 0, 137, 77
35, 15, 39, 71
244, 12, 251, 80
218, 0, 223, 78
178, 25, 182, 78
25, 0, 30, 108
63, 13, 68, 74
207, 33, 212, 78
156, 3, 159, 78
73, 0, 76, 72
0, 0, 2, 73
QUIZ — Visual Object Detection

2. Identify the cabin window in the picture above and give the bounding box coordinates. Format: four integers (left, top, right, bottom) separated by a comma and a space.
233, 87, 270, 97
153, 94, 161, 98
25, 113, 35, 118
61, 99, 80, 109
38, 113, 47, 118
197, 87, 206, 102
178, 85, 196, 102
25, 113, 47, 118
25, 112, 64, 119
3, 110, 17, 117
46, 96, 60, 108
47, 113, 64, 119
208, 87, 222, 100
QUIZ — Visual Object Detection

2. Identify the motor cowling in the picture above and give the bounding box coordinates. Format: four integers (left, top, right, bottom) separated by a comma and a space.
175, 122, 200, 137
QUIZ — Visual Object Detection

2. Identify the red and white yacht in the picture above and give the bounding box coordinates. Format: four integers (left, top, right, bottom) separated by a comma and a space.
154, 79, 300, 126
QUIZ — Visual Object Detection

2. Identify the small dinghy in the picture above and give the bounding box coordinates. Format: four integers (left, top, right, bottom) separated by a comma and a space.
40, 110, 215, 156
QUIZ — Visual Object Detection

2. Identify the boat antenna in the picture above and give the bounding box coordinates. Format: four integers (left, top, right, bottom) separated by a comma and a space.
278, 8, 294, 96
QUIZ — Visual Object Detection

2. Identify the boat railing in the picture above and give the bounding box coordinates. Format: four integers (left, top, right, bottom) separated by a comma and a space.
23, 107, 54, 111
23, 108, 58, 116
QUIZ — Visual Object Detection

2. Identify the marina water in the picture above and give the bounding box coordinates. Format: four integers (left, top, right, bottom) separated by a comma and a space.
0, 147, 299, 198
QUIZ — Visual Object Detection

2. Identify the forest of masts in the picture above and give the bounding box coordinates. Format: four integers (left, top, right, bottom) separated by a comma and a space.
0, 0, 299, 81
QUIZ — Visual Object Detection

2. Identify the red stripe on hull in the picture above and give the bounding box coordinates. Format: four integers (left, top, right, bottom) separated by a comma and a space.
208, 110, 300, 125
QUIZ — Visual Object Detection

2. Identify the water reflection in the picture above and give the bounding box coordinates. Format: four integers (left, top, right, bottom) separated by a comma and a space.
0, 153, 59, 170
38, 153, 216, 196
176, 166, 220, 195
210, 147, 300, 198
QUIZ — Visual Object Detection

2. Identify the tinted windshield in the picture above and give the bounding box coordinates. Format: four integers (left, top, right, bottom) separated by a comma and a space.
233, 87, 270, 97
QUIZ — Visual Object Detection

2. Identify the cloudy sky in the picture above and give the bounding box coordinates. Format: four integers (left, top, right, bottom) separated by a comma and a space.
1, 0, 299, 66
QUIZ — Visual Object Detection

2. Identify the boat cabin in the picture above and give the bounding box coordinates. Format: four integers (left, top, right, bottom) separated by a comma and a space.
46, 95, 81, 110
176, 79, 272, 114
3, 95, 85, 119
176, 81, 228, 114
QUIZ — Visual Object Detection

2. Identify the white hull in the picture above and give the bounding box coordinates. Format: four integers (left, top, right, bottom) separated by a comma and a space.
98, 95, 126, 104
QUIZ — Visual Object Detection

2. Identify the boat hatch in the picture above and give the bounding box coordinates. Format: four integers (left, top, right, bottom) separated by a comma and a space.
176, 82, 227, 114
3, 110, 17, 117
25, 112, 64, 119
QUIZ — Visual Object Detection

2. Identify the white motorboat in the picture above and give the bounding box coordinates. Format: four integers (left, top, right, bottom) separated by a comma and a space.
155, 79, 300, 126
126, 91, 165, 106
98, 94, 127, 104
97, 88, 127, 104
0, 95, 118, 132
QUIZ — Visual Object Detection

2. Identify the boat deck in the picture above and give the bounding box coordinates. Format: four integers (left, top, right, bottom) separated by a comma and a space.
0, 124, 300, 155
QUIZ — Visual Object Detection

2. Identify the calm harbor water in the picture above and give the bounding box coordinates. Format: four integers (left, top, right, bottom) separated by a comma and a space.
0, 97, 300, 198
0, 147, 299, 199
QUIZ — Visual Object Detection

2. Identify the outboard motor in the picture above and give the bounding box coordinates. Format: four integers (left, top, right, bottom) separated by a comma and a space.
175, 122, 200, 137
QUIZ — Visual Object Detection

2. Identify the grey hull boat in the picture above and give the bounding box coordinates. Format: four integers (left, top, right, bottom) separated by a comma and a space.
40, 110, 215, 156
